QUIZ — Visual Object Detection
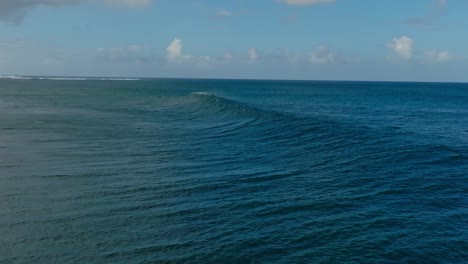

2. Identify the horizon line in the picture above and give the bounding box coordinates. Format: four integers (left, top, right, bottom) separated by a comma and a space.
1, 74, 467, 85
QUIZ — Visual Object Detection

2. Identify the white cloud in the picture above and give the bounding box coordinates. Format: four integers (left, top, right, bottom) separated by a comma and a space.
166, 38, 192, 63
437, 0, 447, 8
224, 52, 233, 61
280, 0, 335, 6
388, 36, 414, 60
248, 48, 258, 63
104, 0, 153, 7
214, 8, 231, 18
0, 0, 153, 23
0, 0, 72, 23
309, 45, 335, 64
165, 38, 220, 69
407, 0, 447, 26
425, 49, 452, 63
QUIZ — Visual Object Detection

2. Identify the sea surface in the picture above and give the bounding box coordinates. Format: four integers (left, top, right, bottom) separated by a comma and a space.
1, 78, 467, 263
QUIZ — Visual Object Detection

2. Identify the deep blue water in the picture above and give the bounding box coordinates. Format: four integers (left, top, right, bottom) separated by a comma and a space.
0, 78, 467, 263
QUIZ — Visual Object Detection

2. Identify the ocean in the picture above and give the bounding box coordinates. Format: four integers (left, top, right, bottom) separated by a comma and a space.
1, 78, 467, 263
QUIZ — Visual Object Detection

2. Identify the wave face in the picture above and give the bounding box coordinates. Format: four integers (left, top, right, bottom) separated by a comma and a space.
1, 79, 467, 263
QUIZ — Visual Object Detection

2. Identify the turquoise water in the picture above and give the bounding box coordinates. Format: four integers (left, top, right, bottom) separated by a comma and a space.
1, 78, 467, 263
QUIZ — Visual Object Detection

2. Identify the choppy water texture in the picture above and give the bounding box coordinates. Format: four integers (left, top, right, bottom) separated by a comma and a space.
1, 79, 467, 263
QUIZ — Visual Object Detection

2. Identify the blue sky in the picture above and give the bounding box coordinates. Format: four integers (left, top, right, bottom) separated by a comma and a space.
0, 0, 467, 81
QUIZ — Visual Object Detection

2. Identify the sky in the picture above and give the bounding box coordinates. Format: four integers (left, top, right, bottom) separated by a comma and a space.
0, 0, 467, 82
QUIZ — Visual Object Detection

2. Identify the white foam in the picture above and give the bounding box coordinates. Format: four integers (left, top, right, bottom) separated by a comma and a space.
0, 75, 33, 80
38, 77, 140, 81
0, 75, 140, 81
37, 77, 88, 81
191, 92, 212, 96
98, 78, 140, 81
